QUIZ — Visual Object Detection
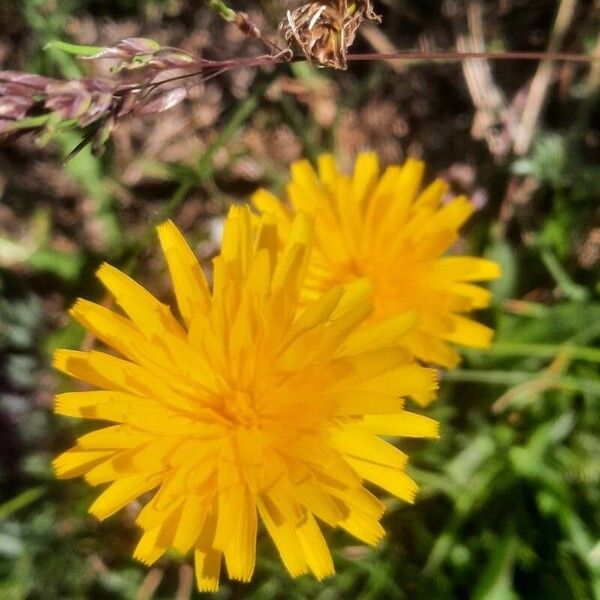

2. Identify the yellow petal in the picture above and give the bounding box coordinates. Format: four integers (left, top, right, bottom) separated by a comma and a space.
330, 426, 408, 469
414, 178, 448, 209
157, 220, 211, 326
272, 213, 313, 293
347, 458, 418, 503
289, 159, 320, 212
404, 330, 461, 368
96, 263, 185, 339
442, 315, 495, 348
172, 496, 208, 554
246, 246, 273, 312
311, 451, 362, 491
351, 152, 380, 211
53, 449, 113, 479
55, 390, 154, 422
285, 287, 344, 343
257, 497, 308, 578
75, 425, 150, 450
134, 525, 167, 566
359, 412, 440, 438
218, 487, 257, 582
191, 504, 222, 590
261, 478, 307, 526
296, 478, 346, 526
317, 153, 339, 188
84, 438, 178, 484
70, 299, 213, 389
194, 548, 222, 593
70, 299, 163, 369
329, 390, 405, 416
297, 513, 334, 580
433, 195, 474, 230
337, 176, 362, 255
339, 507, 386, 546
340, 310, 418, 355
54, 349, 120, 391
362, 166, 401, 251
447, 282, 492, 309
359, 364, 438, 400
433, 256, 502, 281
410, 386, 438, 407
251, 188, 292, 229
324, 485, 384, 520
54, 350, 197, 412
330, 278, 373, 319
323, 486, 385, 545
383, 158, 425, 229
412, 228, 457, 261
221, 204, 252, 274
89, 473, 161, 520
330, 347, 412, 385
315, 302, 372, 359
136, 494, 182, 531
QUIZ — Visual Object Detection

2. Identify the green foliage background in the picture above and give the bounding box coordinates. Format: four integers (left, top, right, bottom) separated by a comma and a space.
0, 1, 599, 598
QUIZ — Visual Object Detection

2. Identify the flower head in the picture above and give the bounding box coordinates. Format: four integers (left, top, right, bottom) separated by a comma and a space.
53, 206, 438, 591
253, 153, 501, 375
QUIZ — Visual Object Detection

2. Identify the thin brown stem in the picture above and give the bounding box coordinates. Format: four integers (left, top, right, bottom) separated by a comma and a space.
114, 48, 600, 96
345, 50, 600, 63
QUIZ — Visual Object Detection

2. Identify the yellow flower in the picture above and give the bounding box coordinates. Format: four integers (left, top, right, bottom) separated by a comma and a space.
53, 206, 438, 591
253, 153, 501, 375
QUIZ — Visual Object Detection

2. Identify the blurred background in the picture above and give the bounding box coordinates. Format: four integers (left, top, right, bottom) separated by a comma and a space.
1, 0, 599, 598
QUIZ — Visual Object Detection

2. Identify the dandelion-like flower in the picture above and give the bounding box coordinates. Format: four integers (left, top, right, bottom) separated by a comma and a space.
253, 153, 501, 375
53, 206, 438, 591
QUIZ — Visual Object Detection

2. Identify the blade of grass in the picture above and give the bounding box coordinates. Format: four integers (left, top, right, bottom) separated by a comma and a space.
44, 40, 104, 57
424, 460, 503, 573
471, 534, 518, 600
541, 248, 589, 302
470, 342, 600, 363
0, 487, 45, 520
443, 369, 600, 396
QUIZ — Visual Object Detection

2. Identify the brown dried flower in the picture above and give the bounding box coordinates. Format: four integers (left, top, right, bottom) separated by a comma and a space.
280, 0, 381, 69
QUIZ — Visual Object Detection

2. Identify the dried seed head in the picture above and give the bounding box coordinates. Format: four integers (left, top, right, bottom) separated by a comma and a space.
0, 38, 204, 154
281, 0, 381, 69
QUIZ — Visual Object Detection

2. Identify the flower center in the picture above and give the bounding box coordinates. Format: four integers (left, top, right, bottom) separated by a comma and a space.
362, 253, 422, 320
222, 390, 259, 429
